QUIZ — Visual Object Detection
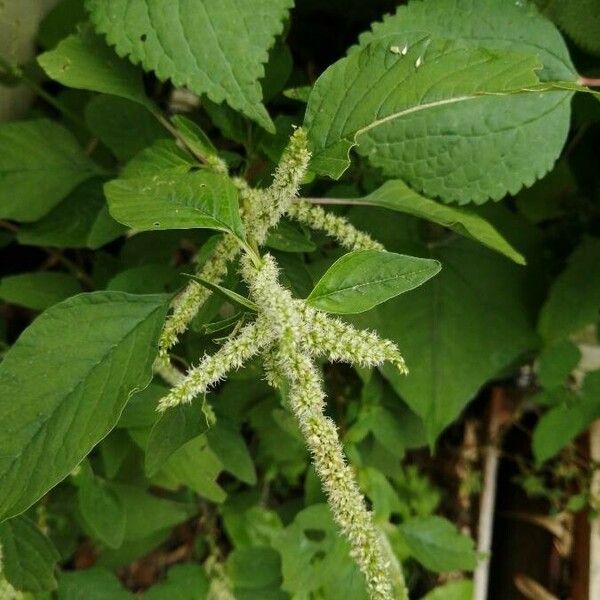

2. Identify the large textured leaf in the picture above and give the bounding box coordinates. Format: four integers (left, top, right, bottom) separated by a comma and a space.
378, 237, 538, 441
358, 180, 525, 264
350, 0, 576, 204
0, 119, 99, 222
306, 37, 542, 193
85, 0, 294, 131
38, 25, 152, 108
0, 272, 82, 311
0, 516, 59, 592
538, 237, 600, 342
0, 292, 168, 521
306, 249, 440, 314
105, 169, 245, 241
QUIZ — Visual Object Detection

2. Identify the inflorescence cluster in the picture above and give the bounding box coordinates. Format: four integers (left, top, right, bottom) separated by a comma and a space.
155, 128, 409, 600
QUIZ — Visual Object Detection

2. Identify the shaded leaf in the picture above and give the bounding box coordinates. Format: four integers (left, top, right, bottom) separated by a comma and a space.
0, 272, 82, 311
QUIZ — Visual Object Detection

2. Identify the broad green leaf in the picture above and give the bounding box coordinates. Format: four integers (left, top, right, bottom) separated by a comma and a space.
85, 96, 166, 161
86, 0, 294, 131
111, 484, 195, 542
38, 25, 152, 108
57, 568, 133, 600
533, 373, 600, 463
0, 119, 99, 222
266, 219, 316, 253
0, 292, 168, 521
117, 381, 168, 429
378, 237, 537, 441
77, 476, 126, 548
144, 564, 209, 600
0, 272, 82, 311
536, 0, 600, 56
105, 169, 245, 241
305, 37, 542, 193
421, 580, 474, 600
38, 0, 87, 50
306, 249, 441, 314
207, 421, 257, 485
359, 180, 525, 264
398, 516, 477, 572
345, 0, 576, 204
538, 237, 600, 342
188, 274, 258, 312
17, 179, 125, 250
227, 546, 282, 589
171, 115, 219, 163
0, 516, 59, 592
145, 395, 211, 476
121, 140, 195, 179
107, 265, 185, 295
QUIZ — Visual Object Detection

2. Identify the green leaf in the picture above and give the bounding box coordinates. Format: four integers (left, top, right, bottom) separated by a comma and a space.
17, 179, 125, 250
105, 169, 245, 241
227, 546, 282, 589
145, 395, 211, 476
38, 0, 87, 50
144, 564, 209, 600
107, 265, 185, 295
344, 0, 576, 204
120, 140, 195, 179
85, 95, 167, 161
398, 516, 477, 572
0, 272, 82, 311
421, 580, 474, 600
536, 0, 600, 56
305, 37, 543, 196
359, 180, 525, 264
306, 249, 441, 314
188, 274, 258, 312
171, 115, 219, 162
0, 516, 59, 592
57, 567, 134, 600
86, 0, 294, 131
77, 476, 126, 548
538, 237, 600, 342
207, 421, 257, 485
537, 340, 581, 389
0, 119, 99, 222
38, 24, 152, 108
0, 292, 168, 521
265, 219, 316, 253
532, 373, 600, 463
378, 237, 537, 441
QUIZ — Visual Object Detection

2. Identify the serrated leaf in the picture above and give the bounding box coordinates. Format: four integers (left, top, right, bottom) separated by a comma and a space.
0, 292, 168, 521
85, 0, 294, 131
0, 272, 82, 311
538, 237, 600, 342
105, 169, 245, 242
398, 516, 477, 572
77, 476, 126, 548
306, 37, 543, 193
0, 119, 99, 222
359, 180, 525, 264
38, 24, 152, 108
17, 179, 125, 250
85, 95, 167, 161
0, 516, 59, 592
145, 395, 211, 476
378, 237, 537, 441
306, 249, 440, 314
342, 0, 577, 204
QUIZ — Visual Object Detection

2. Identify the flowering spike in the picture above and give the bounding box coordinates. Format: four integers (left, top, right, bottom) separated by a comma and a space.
288, 201, 384, 251
158, 319, 274, 411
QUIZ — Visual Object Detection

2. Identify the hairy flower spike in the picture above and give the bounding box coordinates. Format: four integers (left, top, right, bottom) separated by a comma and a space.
288, 201, 384, 251
158, 319, 274, 411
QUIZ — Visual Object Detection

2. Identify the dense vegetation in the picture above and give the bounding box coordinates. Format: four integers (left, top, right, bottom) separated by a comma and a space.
0, 0, 599, 598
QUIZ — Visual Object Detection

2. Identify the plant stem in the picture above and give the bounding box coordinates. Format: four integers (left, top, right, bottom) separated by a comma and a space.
578, 76, 600, 88
299, 197, 370, 206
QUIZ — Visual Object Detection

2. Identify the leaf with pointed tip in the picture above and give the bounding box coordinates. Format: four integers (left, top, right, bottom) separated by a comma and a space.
105, 169, 245, 242
0, 292, 168, 521
307, 250, 441, 314
85, 0, 294, 131
359, 180, 525, 264
350, 0, 576, 204
38, 24, 152, 109
188, 274, 259, 312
